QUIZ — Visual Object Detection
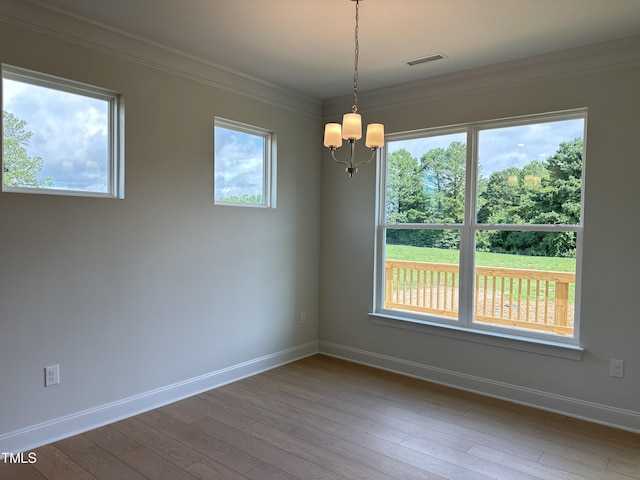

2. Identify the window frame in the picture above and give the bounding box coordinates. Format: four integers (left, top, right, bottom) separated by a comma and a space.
1, 64, 124, 198
213, 117, 275, 208
374, 109, 587, 354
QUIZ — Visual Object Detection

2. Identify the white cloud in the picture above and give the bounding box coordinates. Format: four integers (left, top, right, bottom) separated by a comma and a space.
214, 127, 264, 198
3, 78, 110, 191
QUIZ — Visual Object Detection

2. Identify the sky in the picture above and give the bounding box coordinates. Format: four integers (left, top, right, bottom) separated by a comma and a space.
3, 78, 110, 192
214, 126, 264, 200
387, 118, 584, 177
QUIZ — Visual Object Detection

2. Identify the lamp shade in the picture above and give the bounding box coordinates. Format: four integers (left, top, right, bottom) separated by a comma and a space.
365, 123, 385, 148
324, 123, 342, 148
342, 113, 362, 140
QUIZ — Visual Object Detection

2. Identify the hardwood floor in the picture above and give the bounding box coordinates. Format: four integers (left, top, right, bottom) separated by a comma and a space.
2, 354, 639, 479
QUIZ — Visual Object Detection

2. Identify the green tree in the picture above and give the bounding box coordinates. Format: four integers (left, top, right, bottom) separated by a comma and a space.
478, 138, 583, 257
386, 148, 438, 246
2, 111, 49, 187
533, 138, 583, 225
528, 138, 584, 257
217, 194, 263, 204
386, 148, 428, 224
420, 141, 466, 223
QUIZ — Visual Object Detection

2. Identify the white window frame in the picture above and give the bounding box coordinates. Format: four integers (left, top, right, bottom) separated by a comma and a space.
373, 109, 587, 359
1, 64, 124, 198
214, 117, 275, 208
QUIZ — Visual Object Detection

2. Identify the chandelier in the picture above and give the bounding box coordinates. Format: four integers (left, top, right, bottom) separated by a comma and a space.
323, 0, 384, 177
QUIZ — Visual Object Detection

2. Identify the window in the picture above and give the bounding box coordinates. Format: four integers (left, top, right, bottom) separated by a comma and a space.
214, 118, 275, 207
376, 110, 586, 345
2, 65, 124, 197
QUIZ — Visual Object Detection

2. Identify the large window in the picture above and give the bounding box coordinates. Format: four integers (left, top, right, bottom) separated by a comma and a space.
376, 110, 586, 345
214, 118, 275, 208
2, 65, 124, 197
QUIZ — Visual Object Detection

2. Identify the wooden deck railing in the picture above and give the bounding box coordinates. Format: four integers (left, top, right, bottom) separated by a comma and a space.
385, 260, 575, 336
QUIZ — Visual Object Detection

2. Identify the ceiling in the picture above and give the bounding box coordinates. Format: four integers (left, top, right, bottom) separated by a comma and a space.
23, 0, 640, 100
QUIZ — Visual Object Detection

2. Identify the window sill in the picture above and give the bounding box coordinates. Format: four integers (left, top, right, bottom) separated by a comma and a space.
368, 312, 583, 360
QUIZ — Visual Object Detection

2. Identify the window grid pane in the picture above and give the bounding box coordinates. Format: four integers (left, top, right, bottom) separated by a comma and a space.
214, 118, 273, 207
384, 229, 460, 321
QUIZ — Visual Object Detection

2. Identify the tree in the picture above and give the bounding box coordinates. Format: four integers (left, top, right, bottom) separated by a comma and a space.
2, 111, 49, 187
478, 138, 583, 257
386, 148, 428, 224
420, 141, 466, 223
533, 138, 583, 225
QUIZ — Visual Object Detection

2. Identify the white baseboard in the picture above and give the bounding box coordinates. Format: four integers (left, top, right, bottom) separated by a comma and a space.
1, 341, 319, 454
319, 341, 640, 434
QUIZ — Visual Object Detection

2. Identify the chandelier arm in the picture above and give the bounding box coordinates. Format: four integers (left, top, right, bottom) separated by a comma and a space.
354, 148, 378, 167
329, 148, 352, 168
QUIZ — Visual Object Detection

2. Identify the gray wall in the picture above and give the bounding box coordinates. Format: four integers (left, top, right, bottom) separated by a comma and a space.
0, 23, 321, 443
319, 48, 640, 430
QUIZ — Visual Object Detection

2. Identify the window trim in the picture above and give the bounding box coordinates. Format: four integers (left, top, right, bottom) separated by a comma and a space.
2, 64, 124, 198
373, 109, 587, 352
213, 117, 275, 208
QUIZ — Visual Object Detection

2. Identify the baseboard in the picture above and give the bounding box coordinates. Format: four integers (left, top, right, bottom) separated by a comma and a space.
1, 341, 319, 453
318, 341, 640, 434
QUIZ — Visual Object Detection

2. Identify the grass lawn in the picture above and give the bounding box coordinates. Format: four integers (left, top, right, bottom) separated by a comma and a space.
385, 244, 576, 303
385, 244, 575, 272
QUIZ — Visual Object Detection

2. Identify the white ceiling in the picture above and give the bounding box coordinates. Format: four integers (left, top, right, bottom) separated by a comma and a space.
20, 0, 640, 100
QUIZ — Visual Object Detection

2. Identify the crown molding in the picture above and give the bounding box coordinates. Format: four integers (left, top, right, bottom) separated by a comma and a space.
0, 0, 322, 118
323, 34, 640, 119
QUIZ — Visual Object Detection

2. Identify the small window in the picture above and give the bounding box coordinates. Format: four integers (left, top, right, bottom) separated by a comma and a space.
377, 110, 586, 345
214, 118, 275, 207
2, 65, 124, 198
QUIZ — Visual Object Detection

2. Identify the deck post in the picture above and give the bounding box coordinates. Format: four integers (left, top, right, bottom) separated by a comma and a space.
555, 281, 569, 326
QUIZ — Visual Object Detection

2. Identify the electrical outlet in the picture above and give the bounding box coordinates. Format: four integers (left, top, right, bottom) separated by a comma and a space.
300, 311, 307, 324
45, 365, 60, 387
610, 359, 624, 378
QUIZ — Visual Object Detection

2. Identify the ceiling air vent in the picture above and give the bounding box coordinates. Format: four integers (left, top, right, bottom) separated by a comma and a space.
405, 53, 447, 66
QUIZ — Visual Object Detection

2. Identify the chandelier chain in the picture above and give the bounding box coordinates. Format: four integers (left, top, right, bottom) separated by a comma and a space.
352, 0, 359, 113
323, 0, 383, 177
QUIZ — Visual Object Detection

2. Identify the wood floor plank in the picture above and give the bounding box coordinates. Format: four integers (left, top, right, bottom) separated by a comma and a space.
243, 462, 305, 480
202, 387, 300, 433
269, 390, 409, 444
82, 425, 143, 458
157, 402, 208, 425
137, 409, 263, 475
467, 443, 585, 480
61, 444, 147, 480
333, 424, 496, 480
179, 394, 257, 431
202, 386, 300, 433
0, 462, 47, 480
30, 445, 97, 480
291, 424, 447, 480
184, 457, 250, 480
538, 451, 636, 480
191, 416, 343, 480
212, 383, 344, 434
110, 417, 205, 468
317, 393, 477, 453
119, 446, 199, 480
262, 367, 379, 409
244, 421, 398, 480
369, 397, 546, 462
13, 354, 640, 480
399, 434, 543, 480
607, 458, 640, 479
